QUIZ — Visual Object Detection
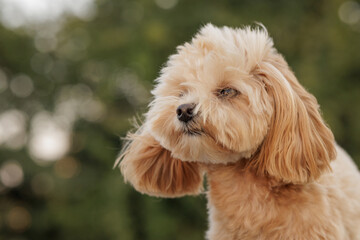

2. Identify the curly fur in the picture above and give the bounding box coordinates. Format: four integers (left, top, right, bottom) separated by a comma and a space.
116, 24, 360, 240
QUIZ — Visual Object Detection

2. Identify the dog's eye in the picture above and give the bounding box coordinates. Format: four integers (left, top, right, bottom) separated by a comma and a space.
218, 88, 239, 98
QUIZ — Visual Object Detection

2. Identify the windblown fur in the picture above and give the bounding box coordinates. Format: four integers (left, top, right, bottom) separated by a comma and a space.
116, 24, 360, 240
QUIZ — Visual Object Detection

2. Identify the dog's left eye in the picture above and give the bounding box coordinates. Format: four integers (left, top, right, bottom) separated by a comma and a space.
218, 88, 239, 98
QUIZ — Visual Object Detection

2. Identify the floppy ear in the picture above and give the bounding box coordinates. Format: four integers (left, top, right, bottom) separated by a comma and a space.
251, 55, 336, 184
115, 126, 204, 197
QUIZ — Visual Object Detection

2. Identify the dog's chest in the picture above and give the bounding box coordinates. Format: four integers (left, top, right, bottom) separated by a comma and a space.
205, 166, 343, 240
206, 167, 274, 239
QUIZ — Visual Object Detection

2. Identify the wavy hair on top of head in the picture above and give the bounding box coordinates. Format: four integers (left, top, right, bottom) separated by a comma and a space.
249, 53, 337, 184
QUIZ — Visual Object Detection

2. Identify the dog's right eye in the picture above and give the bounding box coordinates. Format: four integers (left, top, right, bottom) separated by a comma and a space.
218, 87, 239, 98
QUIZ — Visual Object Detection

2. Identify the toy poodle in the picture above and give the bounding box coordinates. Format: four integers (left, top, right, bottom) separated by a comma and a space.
115, 24, 360, 240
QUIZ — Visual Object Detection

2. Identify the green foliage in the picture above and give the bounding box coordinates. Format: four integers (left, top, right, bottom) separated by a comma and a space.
0, 0, 359, 239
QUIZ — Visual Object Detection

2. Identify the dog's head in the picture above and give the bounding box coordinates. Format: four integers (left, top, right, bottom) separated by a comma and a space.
147, 24, 273, 165
146, 24, 335, 183
119, 24, 336, 197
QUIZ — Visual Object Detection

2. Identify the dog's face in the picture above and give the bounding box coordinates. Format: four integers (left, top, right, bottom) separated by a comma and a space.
146, 25, 274, 164
119, 25, 336, 194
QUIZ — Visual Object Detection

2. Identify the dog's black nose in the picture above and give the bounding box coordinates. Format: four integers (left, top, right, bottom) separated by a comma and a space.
176, 103, 195, 123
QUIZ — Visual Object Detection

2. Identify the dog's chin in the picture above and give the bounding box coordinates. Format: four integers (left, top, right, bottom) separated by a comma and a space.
182, 128, 205, 136
161, 131, 246, 164
150, 121, 251, 164
180, 119, 205, 136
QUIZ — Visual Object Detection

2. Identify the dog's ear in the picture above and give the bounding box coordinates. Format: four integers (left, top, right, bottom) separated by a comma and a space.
115, 127, 204, 197
251, 55, 336, 184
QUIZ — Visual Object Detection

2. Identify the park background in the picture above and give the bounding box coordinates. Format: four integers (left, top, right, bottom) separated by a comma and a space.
0, 0, 360, 239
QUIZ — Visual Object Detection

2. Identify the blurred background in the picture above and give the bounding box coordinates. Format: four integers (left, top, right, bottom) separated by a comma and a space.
0, 0, 359, 239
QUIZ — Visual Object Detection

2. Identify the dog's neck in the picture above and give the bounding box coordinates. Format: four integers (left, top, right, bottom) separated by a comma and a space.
203, 161, 311, 238
204, 162, 305, 203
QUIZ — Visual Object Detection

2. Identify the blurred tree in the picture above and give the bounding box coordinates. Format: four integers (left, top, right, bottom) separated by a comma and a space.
0, 0, 359, 239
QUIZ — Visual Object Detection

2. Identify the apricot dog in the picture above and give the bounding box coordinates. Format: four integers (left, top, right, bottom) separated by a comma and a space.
116, 24, 360, 239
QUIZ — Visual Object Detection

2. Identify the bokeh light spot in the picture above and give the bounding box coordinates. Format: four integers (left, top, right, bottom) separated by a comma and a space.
0, 160, 24, 188
30, 53, 54, 75
155, 0, 178, 9
7, 206, 31, 232
0, 69, 8, 93
34, 35, 58, 53
10, 74, 34, 98
0, 0, 97, 29
54, 157, 80, 179
29, 112, 70, 163
80, 98, 106, 122
54, 84, 106, 123
0, 109, 27, 149
339, 1, 360, 25
145, 21, 167, 44
81, 61, 106, 83
116, 70, 149, 107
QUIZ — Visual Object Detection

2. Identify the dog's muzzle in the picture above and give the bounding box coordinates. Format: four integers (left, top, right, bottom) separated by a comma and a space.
176, 103, 196, 123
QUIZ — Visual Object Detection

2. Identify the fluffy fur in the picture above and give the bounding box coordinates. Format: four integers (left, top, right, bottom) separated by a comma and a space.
116, 24, 360, 239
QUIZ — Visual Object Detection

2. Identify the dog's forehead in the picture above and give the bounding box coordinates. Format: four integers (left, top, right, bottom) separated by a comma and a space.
164, 42, 250, 89
165, 26, 272, 85
155, 25, 275, 98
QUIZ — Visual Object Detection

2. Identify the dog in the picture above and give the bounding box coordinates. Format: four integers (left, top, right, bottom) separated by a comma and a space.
116, 24, 360, 240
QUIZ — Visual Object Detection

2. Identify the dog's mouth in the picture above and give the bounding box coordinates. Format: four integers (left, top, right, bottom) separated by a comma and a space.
183, 127, 204, 136
181, 118, 205, 136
